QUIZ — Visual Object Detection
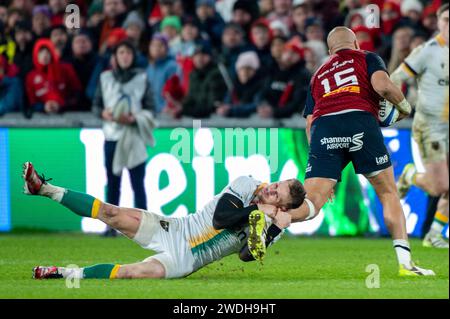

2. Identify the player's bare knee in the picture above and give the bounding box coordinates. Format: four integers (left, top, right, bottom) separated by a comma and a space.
432, 180, 449, 196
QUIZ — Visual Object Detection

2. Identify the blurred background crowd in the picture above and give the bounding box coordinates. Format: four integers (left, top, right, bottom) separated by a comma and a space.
0, 0, 446, 119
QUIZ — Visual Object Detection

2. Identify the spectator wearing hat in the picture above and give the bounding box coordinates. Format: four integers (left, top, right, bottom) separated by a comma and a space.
401, 0, 424, 26
304, 17, 325, 42
196, 0, 225, 49
160, 15, 182, 55
168, 42, 227, 118
50, 25, 71, 61
257, 37, 310, 119
303, 39, 328, 73
231, 0, 260, 41
291, 0, 311, 41
0, 54, 23, 116
215, 0, 238, 23
219, 22, 252, 80
12, 21, 34, 82
148, 0, 177, 28
123, 11, 146, 51
381, 0, 402, 36
267, 0, 293, 30
171, 16, 201, 57
32, 5, 51, 38
270, 35, 288, 67
422, 3, 439, 37
352, 25, 376, 52
26, 38, 82, 114
86, 0, 104, 28
91, 0, 129, 53
250, 18, 274, 75
216, 51, 265, 118
270, 19, 290, 38
146, 33, 180, 114
66, 30, 100, 111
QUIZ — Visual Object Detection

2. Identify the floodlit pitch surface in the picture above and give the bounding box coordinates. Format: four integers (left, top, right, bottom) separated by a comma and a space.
0, 234, 448, 298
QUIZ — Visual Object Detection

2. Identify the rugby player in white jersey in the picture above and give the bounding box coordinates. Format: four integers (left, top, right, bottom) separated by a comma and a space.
392, 4, 449, 249
23, 162, 305, 280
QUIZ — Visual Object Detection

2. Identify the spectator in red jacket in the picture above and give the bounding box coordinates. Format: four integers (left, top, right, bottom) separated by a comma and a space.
26, 39, 82, 114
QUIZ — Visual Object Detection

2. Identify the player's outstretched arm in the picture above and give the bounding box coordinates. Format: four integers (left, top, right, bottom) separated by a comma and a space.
212, 193, 259, 230
390, 63, 416, 88
371, 70, 412, 115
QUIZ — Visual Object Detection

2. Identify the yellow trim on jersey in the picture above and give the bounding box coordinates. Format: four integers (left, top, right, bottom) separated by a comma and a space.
323, 85, 360, 98
401, 63, 416, 78
253, 183, 268, 196
91, 198, 101, 219
442, 96, 449, 122
435, 34, 446, 47
189, 227, 224, 249
109, 264, 121, 279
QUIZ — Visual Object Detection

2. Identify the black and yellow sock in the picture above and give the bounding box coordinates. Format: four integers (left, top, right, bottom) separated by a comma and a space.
83, 264, 121, 279
60, 190, 102, 218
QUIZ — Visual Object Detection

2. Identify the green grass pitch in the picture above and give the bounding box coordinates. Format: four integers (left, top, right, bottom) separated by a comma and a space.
0, 233, 448, 299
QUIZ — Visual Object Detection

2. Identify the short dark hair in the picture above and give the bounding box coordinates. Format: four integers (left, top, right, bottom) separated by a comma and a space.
438, 3, 449, 17
287, 179, 306, 210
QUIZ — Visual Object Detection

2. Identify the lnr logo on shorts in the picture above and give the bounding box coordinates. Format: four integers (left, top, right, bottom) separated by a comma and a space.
320, 132, 364, 152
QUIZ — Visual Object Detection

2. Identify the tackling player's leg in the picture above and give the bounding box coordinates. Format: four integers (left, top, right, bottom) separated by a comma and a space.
423, 192, 449, 248
397, 158, 449, 248
366, 167, 435, 276
23, 162, 142, 239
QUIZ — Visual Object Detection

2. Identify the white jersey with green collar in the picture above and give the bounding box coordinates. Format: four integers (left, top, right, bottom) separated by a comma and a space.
402, 34, 449, 122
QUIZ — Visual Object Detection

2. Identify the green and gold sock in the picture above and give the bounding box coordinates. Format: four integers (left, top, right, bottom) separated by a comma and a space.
430, 211, 449, 234
82, 264, 121, 279
60, 189, 102, 218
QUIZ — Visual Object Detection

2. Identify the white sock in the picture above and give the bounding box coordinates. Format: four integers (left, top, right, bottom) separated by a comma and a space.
393, 239, 412, 268
430, 221, 445, 235
39, 183, 66, 203
58, 267, 84, 279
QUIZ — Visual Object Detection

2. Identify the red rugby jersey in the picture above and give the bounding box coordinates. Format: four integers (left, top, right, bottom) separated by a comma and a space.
305, 49, 386, 122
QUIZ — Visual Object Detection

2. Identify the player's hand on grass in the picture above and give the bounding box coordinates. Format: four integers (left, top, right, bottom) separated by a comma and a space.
257, 203, 278, 219
274, 209, 292, 229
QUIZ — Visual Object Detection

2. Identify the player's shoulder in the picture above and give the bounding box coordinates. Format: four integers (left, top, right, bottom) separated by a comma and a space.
230, 175, 260, 188
227, 176, 260, 197
411, 38, 436, 55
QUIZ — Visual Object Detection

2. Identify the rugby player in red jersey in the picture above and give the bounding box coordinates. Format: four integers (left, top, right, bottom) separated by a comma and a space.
252, 27, 435, 276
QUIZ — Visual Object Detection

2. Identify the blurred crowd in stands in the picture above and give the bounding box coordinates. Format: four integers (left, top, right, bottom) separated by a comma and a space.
0, 0, 445, 119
